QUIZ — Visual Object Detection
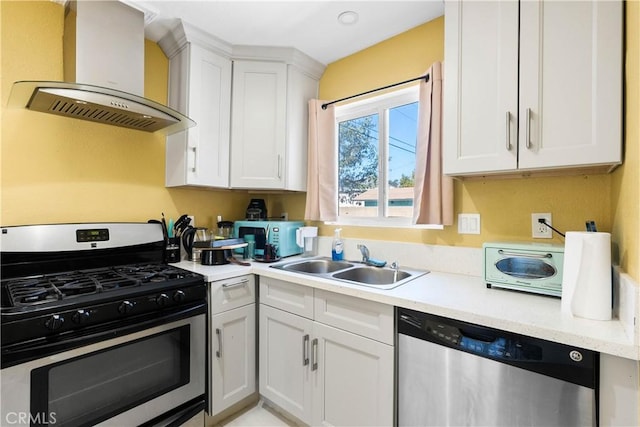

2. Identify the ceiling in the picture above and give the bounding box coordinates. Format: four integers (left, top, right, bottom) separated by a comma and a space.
125, 1, 444, 66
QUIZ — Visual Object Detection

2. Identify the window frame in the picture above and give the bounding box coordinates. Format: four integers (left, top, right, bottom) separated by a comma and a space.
328, 85, 443, 230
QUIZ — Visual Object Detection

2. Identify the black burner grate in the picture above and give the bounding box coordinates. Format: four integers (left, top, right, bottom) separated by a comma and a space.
2, 263, 195, 308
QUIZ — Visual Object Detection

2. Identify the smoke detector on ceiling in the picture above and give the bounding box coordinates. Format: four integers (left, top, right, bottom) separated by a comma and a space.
338, 11, 359, 25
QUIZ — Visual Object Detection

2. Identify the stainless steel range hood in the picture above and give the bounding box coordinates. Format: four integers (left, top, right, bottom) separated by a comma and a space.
7, 1, 195, 135
8, 81, 194, 134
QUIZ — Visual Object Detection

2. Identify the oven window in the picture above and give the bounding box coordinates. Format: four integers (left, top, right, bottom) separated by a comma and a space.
495, 257, 557, 280
30, 326, 190, 427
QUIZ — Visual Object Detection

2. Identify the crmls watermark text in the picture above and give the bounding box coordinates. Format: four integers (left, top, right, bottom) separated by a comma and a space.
5, 412, 57, 425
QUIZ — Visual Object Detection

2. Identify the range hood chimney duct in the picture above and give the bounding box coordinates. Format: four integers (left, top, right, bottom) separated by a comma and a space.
7, 1, 194, 135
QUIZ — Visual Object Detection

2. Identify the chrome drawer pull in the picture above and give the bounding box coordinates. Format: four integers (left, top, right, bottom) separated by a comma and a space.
222, 278, 250, 289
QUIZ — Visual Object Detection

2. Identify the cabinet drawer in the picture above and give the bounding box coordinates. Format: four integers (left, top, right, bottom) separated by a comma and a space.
314, 289, 394, 345
259, 277, 314, 319
210, 275, 255, 314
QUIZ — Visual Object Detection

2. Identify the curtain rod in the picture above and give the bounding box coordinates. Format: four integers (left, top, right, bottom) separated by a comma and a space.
321, 73, 429, 110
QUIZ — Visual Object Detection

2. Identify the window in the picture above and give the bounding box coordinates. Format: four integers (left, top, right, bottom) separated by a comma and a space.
334, 86, 422, 227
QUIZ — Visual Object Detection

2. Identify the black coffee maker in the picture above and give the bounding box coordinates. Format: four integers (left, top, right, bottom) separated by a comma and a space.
246, 199, 267, 220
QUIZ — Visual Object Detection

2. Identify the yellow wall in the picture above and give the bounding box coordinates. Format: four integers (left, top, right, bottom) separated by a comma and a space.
280, 14, 638, 281
1, 1, 250, 231
2, 3, 637, 281
611, 1, 640, 281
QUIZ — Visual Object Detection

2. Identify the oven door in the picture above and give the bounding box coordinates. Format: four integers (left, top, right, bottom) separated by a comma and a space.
1, 312, 206, 427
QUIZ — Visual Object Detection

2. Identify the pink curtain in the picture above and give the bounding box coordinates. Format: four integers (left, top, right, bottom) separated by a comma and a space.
304, 100, 338, 222
413, 62, 454, 225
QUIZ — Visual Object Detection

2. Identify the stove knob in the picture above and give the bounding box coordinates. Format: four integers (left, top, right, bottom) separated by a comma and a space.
45, 314, 64, 331
72, 309, 91, 324
118, 300, 135, 314
156, 293, 170, 306
173, 290, 186, 303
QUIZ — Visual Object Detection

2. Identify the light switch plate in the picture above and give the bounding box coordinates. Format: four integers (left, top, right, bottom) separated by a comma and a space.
458, 213, 480, 235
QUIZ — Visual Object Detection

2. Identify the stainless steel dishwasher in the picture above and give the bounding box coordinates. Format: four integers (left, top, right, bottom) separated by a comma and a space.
397, 307, 599, 426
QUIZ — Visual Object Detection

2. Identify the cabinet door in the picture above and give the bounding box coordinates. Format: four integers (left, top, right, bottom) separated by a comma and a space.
166, 43, 232, 187
443, 0, 519, 175
519, 0, 622, 170
230, 61, 287, 189
284, 66, 318, 191
210, 304, 256, 415
312, 322, 394, 427
259, 304, 313, 424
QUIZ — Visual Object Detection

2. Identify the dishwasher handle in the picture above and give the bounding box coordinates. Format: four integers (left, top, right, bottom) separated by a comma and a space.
398, 313, 422, 329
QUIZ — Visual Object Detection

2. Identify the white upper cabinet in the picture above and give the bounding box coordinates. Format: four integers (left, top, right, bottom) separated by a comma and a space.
230, 50, 320, 191
161, 22, 233, 188
230, 60, 288, 189
443, 0, 623, 177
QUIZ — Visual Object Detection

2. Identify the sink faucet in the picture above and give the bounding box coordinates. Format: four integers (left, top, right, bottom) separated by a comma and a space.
390, 261, 399, 282
357, 244, 387, 267
357, 244, 370, 263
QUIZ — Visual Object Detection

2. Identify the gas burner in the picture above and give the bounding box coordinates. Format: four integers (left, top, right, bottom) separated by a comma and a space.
115, 264, 191, 283
1, 263, 194, 309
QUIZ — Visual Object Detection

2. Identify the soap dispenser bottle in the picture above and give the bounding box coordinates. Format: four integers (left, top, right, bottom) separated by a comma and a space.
331, 228, 344, 261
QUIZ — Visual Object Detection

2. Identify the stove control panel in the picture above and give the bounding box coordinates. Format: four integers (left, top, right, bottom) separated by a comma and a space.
76, 228, 110, 242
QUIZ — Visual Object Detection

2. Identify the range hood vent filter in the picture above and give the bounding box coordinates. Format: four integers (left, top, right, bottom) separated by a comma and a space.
8, 81, 195, 135
31, 87, 178, 132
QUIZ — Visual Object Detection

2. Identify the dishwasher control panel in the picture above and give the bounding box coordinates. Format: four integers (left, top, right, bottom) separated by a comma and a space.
397, 306, 598, 391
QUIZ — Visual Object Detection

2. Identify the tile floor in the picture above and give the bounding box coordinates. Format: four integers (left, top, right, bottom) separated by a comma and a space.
216, 401, 296, 427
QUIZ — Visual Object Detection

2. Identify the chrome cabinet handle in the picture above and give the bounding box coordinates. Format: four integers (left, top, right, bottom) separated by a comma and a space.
498, 249, 552, 259
505, 111, 511, 150
303, 334, 309, 366
191, 146, 197, 172
277, 155, 282, 179
525, 108, 532, 149
215, 328, 222, 358
221, 278, 250, 289
311, 338, 318, 371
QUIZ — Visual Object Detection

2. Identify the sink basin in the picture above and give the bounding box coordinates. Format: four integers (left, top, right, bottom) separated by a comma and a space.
279, 259, 354, 274
270, 257, 428, 290
332, 266, 412, 285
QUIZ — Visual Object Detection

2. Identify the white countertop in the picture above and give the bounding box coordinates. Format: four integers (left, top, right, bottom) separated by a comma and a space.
175, 257, 639, 360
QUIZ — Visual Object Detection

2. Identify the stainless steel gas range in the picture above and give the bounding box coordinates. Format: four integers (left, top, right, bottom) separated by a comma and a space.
0, 223, 207, 427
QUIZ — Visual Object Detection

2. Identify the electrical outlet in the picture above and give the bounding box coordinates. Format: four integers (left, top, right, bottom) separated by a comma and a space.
532, 213, 552, 238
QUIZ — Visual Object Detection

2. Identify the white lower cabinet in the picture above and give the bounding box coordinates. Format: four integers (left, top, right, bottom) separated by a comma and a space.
209, 275, 256, 415
259, 277, 394, 426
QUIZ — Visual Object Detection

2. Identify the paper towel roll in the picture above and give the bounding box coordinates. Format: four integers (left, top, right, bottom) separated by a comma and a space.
561, 232, 612, 320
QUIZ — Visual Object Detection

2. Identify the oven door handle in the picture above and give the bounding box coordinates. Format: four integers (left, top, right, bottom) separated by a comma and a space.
1, 302, 207, 369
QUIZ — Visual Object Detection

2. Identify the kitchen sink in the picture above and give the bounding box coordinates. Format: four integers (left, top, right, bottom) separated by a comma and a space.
332, 266, 412, 285
279, 259, 354, 274
270, 257, 428, 290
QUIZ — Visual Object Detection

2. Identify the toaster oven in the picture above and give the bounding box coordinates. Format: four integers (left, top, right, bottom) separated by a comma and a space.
483, 242, 565, 297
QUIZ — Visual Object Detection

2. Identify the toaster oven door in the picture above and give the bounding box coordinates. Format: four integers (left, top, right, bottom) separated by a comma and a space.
485, 248, 564, 297
494, 253, 557, 280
